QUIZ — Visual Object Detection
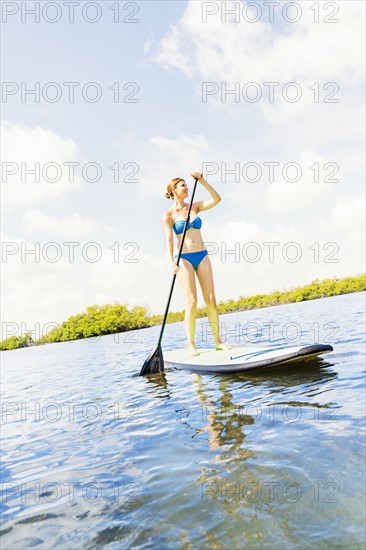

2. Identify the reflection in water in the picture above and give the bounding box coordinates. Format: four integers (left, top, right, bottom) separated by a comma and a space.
187, 357, 345, 532
143, 357, 339, 459
192, 358, 338, 448
194, 377, 254, 451
144, 372, 169, 392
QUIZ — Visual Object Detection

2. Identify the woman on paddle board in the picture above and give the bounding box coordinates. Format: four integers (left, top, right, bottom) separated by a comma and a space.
164, 172, 231, 356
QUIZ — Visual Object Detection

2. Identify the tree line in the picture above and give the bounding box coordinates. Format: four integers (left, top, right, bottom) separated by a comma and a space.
1, 274, 365, 351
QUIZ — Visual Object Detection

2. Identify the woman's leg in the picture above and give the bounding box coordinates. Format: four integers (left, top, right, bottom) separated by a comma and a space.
196, 255, 231, 350
176, 259, 199, 355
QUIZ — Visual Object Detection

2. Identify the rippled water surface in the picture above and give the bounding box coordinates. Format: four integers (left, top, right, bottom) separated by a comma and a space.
1, 293, 365, 549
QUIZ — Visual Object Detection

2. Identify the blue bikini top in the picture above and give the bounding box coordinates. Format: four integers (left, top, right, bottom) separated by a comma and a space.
173, 216, 202, 235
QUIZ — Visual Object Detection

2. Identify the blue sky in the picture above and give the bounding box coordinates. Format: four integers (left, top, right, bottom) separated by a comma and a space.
1, 1, 365, 338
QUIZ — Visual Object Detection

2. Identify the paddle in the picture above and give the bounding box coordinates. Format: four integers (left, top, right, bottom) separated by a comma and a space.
140, 177, 200, 375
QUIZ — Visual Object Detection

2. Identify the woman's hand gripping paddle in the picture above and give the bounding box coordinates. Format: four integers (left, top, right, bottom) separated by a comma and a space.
140, 177, 199, 375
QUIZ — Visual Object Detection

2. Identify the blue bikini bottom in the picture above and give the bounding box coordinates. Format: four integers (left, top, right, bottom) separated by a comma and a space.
174, 250, 208, 271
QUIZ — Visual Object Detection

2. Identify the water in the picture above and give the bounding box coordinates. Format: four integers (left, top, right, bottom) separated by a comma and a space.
1, 292, 365, 549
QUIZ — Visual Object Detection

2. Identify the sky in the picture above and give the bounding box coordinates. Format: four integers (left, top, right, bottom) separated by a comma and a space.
1, 0, 365, 340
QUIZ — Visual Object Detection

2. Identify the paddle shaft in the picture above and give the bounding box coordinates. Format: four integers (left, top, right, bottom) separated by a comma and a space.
156, 177, 199, 348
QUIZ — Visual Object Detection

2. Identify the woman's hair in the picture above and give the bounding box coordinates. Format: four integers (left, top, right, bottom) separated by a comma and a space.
165, 177, 184, 200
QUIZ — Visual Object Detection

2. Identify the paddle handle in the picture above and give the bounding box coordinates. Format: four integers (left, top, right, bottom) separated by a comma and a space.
156, 177, 200, 347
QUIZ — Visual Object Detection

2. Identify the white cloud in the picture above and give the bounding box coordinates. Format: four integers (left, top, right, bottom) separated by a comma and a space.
263, 150, 338, 212
202, 216, 365, 304
21, 209, 114, 238
150, 133, 209, 155
1, 230, 171, 339
153, 0, 364, 122
1, 120, 85, 211
318, 194, 365, 237
143, 31, 154, 54
155, 1, 364, 80
133, 133, 210, 197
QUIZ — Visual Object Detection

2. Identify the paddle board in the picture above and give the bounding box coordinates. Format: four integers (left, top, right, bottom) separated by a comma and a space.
163, 344, 333, 373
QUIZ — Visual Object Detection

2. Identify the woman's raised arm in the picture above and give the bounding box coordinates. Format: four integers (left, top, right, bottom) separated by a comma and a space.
191, 172, 222, 213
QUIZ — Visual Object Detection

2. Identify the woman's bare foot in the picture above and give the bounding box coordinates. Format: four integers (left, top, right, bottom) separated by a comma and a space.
215, 342, 232, 351
188, 344, 200, 356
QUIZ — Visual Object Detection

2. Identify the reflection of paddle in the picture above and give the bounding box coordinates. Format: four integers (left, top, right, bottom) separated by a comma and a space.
140, 177, 199, 376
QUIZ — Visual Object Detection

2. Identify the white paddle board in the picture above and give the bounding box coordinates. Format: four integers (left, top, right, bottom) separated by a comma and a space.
163, 344, 333, 373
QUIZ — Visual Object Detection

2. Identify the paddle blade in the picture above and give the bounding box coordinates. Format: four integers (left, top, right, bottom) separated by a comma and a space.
140, 345, 164, 376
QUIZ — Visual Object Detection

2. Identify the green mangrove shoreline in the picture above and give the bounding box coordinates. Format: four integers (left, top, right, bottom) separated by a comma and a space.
1, 274, 365, 351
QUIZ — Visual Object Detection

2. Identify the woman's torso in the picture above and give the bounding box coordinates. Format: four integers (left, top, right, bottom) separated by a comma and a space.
168, 205, 206, 253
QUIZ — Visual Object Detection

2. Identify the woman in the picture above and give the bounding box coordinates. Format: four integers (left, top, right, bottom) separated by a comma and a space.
163, 171, 231, 356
